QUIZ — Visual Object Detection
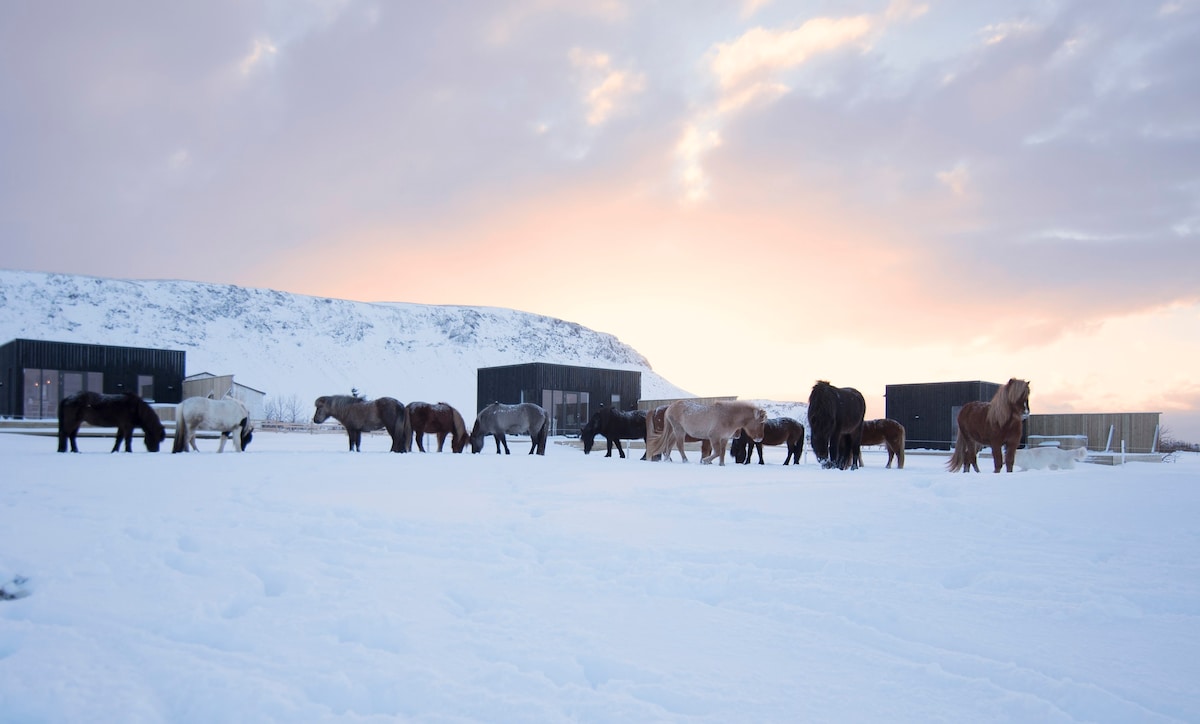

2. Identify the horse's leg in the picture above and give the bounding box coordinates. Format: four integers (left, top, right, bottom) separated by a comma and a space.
614, 438, 626, 459
991, 444, 1005, 473
756, 442, 765, 465
217, 432, 228, 453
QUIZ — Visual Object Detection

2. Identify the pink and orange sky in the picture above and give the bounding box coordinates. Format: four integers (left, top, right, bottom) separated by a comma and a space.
3, 1, 1199, 440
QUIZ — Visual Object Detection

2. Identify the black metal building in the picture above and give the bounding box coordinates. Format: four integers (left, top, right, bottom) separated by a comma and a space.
884, 380, 1006, 450
477, 363, 642, 436
0, 338, 186, 419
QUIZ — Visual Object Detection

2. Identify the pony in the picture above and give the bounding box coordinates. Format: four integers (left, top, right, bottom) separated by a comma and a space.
807, 381, 866, 470
646, 404, 711, 461
731, 417, 805, 465
57, 391, 166, 453
407, 401, 469, 453
469, 402, 550, 455
580, 407, 647, 459
1014, 445, 1087, 471
854, 418, 907, 469
644, 400, 767, 466
947, 378, 1031, 473
172, 396, 254, 453
313, 395, 411, 452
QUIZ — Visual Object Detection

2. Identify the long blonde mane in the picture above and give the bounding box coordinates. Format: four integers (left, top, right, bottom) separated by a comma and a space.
986, 378, 1030, 428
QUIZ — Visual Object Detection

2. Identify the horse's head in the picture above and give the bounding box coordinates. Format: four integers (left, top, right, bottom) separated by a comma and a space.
240, 418, 255, 451
580, 412, 600, 454
469, 419, 485, 453
745, 407, 768, 442
313, 396, 331, 424
142, 404, 166, 452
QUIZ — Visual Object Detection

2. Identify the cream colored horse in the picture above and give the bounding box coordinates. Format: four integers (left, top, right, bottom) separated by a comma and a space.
173, 396, 254, 453
644, 400, 767, 465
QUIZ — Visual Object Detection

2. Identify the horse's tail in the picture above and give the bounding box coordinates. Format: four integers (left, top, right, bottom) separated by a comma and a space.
451, 406, 469, 453
535, 414, 549, 455
643, 409, 672, 461
56, 397, 70, 452
172, 405, 188, 453
895, 424, 906, 469
400, 404, 412, 453
946, 432, 967, 472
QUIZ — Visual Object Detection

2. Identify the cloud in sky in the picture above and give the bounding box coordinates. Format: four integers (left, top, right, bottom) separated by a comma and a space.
2, 0, 1199, 438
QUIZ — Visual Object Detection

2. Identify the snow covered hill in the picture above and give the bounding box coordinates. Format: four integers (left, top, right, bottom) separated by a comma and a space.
0, 269, 690, 411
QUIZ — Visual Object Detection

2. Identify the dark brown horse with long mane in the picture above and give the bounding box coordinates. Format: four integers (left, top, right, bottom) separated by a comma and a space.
313, 395, 410, 452
731, 417, 806, 465
407, 401, 469, 453
854, 418, 907, 469
581, 407, 646, 459
807, 381, 866, 470
57, 391, 166, 453
947, 378, 1030, 473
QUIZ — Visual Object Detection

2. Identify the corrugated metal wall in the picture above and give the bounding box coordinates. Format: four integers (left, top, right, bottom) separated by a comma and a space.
1028, 412, 1161, 453
475, 363, 642, 434
884, 381, 1003, 450
0, 338, 186, 417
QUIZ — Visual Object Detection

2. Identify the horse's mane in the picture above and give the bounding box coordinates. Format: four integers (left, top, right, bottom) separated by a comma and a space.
326, 394, 370, 407
986, 378, 1029, 428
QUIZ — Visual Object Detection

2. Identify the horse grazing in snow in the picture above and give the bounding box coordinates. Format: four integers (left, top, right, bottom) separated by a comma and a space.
57, 391, 166, 453
470, 402, 550, 455
407, 401, 469, 453
581, 407, 646, 459
947, 378, 1030, 473
854, 418, 907, 469
807, 381, 866, 470
732, 417, 805, 465
644, 400, 767, 466
173, 396, 254, 453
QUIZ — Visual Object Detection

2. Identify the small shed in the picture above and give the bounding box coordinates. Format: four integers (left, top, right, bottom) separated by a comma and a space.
476, 363, 642, 436
183, 373, 267, 421
1027, 412, 1161, 454
0, 338, 185, 419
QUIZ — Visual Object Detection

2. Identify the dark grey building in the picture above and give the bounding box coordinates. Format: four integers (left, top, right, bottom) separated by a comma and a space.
884, 380, 1011, 450
1, 339, 186, 419
477, 363, 642, 435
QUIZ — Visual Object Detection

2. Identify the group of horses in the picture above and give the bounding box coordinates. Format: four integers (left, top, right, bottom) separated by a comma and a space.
54, 377, 1031, 474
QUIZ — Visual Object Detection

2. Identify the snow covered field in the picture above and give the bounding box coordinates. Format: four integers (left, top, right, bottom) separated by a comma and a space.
2, 431, 1197, 722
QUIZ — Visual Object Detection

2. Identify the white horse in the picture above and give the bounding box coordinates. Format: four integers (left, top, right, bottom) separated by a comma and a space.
172, 396, 254, 453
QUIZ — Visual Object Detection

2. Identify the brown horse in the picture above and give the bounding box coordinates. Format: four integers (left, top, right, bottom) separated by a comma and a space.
645, 400, 767, 466
313, 395, 411, 452
731, 417, 806, 465
646, 404, 711, 461
407, 401, 469, 453
947, 378, 1031, 473
855, 418, 907, 469
57, 391, 166, 453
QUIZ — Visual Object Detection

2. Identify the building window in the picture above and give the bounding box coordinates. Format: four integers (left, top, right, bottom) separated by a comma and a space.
542, 390, 590, 435
138, 375, 154, 401
21, 369, 105, 419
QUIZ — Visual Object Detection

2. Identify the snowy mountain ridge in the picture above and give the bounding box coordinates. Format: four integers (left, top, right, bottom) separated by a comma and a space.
0, 269, 690, 411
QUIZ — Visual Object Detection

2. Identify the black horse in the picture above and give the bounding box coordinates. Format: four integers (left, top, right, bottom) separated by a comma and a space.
581, 407, 647, 459
731, 417, 806, 465
57, 391, 167, 453
807, 381, 866, 470
313, 395, 410, 452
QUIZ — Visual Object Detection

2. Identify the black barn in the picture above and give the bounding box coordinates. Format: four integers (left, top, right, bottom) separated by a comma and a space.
884, 380, 1008, 450
0, 339, 185, 419
477, 363, 642, 436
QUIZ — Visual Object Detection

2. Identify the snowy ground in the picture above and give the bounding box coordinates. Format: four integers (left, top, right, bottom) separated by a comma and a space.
2, 431, 1197, 722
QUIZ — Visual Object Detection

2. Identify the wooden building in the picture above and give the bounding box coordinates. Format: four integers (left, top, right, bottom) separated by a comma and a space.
1028, 412, 1161, 454
884, 380, 1011, 450
183, 372, 267, 421
0, 338, 185, 419
476, 363, 642, 436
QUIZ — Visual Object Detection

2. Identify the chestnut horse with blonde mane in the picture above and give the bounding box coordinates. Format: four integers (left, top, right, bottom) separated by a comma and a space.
947, 378, 1031, 473
407, 401, 469, 453
644, 400, 767, 466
